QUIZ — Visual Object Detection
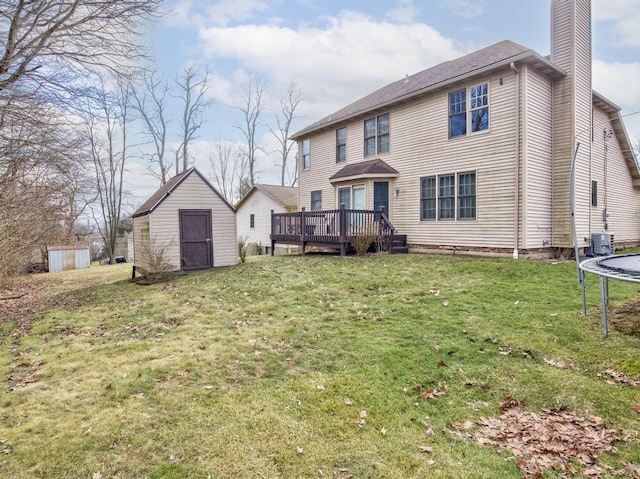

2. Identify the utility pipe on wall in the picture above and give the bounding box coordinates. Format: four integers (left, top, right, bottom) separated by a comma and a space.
510, 62, 520, 259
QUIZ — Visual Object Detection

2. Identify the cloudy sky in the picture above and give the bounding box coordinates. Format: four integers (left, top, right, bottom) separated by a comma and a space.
129, 0, 640, 206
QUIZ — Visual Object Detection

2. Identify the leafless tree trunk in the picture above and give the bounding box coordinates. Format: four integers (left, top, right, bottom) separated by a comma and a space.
235, 75, 266, 187
208, 139, 247, 204
84, 76, 131, 265
132, 69, 172, 184
174, 66, 213, 175
270, 81, 302, 186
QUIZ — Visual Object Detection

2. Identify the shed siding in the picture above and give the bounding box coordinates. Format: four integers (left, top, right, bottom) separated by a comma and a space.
522, 66, 553, 249
237, 191, 287, 248
133, 215, 151, 272
47, 247, 90, 273
148, 173, 237, 270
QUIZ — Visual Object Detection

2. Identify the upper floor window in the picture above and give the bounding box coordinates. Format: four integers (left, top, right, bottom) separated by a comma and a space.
420, 171, 476, 221
336, 128, 346, 163
311, 190, 322, 210
364, 113, 389, 156
302, 139, 310, 170
250, 214, 255, 228
449, 83, 489, 138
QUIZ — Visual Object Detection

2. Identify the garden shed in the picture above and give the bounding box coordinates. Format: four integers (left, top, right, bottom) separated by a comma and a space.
132, 168, 237, 276
47, 245, 90, 273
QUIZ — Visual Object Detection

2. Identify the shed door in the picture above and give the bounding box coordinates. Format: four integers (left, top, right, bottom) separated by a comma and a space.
179, 209, 213, 270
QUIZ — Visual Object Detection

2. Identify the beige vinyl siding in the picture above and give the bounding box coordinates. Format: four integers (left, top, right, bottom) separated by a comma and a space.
132, 215, 151, 272
522, 66, 553, 249
299, 71, 520, 249
150, 173, 237, 269
550, 0, 592, 249
237, 191, 286, 247
591, 107, 640, 243
550, 0, 575, 247
573, 0, 593, 248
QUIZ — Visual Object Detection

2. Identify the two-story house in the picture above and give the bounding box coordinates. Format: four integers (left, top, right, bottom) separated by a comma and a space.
290, 0, 640, 258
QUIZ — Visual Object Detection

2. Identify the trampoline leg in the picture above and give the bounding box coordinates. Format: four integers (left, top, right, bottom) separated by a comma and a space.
579, 269, 587, 316
600, 276, 608, 338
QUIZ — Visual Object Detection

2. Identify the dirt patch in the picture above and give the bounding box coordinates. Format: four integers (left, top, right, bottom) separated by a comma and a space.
609, 298, 640, 336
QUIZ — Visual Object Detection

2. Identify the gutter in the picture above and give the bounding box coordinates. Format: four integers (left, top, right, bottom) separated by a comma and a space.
511, 61, 520, 259
291, 52, 565, 140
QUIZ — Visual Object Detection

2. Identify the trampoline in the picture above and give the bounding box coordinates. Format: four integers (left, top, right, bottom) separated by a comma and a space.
579, 253, 640, 337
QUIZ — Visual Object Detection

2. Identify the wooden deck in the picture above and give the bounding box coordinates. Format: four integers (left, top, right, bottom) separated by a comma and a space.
270, 205, 407, 256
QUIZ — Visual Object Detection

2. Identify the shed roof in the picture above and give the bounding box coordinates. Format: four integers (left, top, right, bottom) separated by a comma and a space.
236, 184, 298, 209
291, 40, 564, 139
132, 168, 235, 218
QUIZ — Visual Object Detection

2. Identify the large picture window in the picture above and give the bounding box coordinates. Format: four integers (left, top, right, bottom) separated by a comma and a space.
364, 113, 390, 156
449, 83, 489, 138
420, 172, 477, 221
336, 128, 346, 163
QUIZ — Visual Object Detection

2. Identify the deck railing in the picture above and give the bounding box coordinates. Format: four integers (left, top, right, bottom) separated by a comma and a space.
270, 205, 395, 255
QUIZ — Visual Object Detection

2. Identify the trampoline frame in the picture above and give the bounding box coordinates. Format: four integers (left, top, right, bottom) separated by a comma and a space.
579, 253, 640, 337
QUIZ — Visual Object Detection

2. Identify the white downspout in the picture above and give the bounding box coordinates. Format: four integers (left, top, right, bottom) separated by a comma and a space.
511, 62, 520, 259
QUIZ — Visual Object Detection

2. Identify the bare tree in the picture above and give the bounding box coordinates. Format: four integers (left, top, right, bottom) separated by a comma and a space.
208, 139, 247, 204
0, 101, 88, 281
84, 76, 132, 265
0, 0, 160, 97
174, 66, 213, 175
270, 81, 302, 186
133, 69, 172, 184
235, 75, 266, 187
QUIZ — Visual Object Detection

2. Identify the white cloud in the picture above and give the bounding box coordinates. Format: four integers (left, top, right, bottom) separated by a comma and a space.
439, 0, 485, 19
386, 0, 419, 24
203, 0, 272, 27
593, 60, 640, 141
198, 10, 462, 124
593, 0, 640, 47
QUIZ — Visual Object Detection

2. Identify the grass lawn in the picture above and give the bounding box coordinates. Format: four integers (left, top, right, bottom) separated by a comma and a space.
0, 254, 639, 478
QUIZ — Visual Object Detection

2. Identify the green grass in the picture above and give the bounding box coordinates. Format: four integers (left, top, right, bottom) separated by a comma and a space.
0, 255, 639, 478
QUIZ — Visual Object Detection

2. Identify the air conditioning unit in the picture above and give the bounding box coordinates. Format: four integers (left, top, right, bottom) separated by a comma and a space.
591, 232, 614, 256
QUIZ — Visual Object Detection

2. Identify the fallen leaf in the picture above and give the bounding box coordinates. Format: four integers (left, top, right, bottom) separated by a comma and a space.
344, 398, 353, 406
317, 384, 325, 390
92, 473, 103, 479
380, 427, 387, 436
296, 447, 304, 454
360, 410, 367, 419
420, 446, 433, 453
633, 404, 640, 414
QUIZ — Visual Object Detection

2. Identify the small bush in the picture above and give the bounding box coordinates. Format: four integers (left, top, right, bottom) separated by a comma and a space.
238, 235, 249, 263
137, 237, 176, 282
351, 233, 375, 257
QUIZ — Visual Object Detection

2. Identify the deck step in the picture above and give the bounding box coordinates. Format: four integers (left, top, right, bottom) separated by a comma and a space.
389, 234, 408, 254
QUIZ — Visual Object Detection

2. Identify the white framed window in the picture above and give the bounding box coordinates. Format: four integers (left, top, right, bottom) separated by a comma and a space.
302, 138, 310, 170
336, 128, 346, 163
311, 190, 322, 210
420, 172, 476, 221
337, 184, 365, 209
449, 83, 489, 138
364, 113, 389, 156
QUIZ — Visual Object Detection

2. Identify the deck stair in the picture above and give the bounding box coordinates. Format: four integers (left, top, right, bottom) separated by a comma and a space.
389, 234, 408, 254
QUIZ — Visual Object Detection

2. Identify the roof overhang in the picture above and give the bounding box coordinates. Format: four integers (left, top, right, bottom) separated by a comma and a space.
593, 91, 640, 182
291, 51, 565, 140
